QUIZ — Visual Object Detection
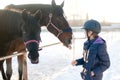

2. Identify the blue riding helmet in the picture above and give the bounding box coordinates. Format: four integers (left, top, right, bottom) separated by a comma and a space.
83, 19, 101, 34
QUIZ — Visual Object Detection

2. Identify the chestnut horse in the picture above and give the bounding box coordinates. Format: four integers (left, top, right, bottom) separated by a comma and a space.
2, 0, 73, 80
0, 9, 41, 80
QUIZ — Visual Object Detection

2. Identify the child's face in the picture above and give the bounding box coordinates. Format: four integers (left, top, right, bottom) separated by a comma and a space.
84, 30, 93, 39
88, 31, 93, 37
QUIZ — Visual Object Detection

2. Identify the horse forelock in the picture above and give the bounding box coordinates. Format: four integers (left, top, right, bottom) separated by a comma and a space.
52, 6, 64, 16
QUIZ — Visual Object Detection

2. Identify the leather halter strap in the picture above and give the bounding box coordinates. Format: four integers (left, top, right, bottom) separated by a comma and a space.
24, 40, 39, 46
46, 13, 72, 37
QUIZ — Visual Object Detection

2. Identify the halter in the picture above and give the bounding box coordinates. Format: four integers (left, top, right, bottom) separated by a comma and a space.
46, 13, 72, 37
24, 40, 39, 46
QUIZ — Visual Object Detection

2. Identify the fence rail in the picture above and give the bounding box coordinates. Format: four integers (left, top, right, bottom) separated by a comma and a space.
0, 37, 86, 61
0, 42, 61, 61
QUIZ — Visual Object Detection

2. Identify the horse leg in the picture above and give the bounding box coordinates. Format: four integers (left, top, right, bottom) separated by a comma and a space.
18, 55, 23, 80
22, 53, 28, 80
6, 58, 12, 80
1, 61, 7, 80
18, 51, 28, 80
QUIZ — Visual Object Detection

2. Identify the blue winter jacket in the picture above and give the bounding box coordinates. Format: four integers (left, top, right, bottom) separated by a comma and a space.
76, 36, 110, 80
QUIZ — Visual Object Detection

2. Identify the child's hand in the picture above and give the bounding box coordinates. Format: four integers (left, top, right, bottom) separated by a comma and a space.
71, 60, 77, 66
91, 71, 95, 77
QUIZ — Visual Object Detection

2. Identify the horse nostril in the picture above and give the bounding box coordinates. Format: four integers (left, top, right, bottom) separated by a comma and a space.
31, 59, 39, 64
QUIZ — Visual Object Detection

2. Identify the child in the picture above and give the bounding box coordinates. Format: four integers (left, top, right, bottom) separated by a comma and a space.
71, 19, 110, 80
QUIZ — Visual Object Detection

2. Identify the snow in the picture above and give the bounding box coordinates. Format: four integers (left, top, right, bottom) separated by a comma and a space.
0, 28, 120, 80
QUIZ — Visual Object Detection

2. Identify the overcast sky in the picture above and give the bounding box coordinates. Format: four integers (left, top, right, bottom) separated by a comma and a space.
0, 0, 120, 22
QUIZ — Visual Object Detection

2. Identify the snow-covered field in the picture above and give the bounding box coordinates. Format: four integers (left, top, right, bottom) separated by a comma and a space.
0, 28, 120, 80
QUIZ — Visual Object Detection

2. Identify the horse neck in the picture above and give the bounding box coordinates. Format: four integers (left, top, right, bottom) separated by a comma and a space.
40, 10, 51, 26
5, 4, 52, 26
0, 10, 23, 40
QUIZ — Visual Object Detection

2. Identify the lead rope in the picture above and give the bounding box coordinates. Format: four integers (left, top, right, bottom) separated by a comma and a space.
72, 35, 76, 60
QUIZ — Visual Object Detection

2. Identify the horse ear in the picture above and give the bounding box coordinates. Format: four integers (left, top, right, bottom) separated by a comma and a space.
34, 10, 42, 20
61, 1, 64, 7
52, 0, 56, 8
22, 9, 28, 22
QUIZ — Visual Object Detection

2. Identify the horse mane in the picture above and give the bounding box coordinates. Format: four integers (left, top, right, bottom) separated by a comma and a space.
5, 8, 22, 13
5, 4, 64, 26
5, 4, 64, 15
5, 5, 31, 14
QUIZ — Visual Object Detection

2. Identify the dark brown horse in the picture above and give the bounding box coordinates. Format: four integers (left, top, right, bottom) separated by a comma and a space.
1, 38, 27, 80
5, 0, 73, 48
0, 9, 41, 80
2, 0, 73, 80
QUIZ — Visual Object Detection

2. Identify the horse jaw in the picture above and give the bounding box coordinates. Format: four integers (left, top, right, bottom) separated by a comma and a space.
31, 59, 39, 64
63, 40, 72, 49
28, 52, 39, 64
68, 44, 72, 49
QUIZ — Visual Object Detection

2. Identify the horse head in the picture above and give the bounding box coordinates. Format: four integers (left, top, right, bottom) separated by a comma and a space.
21, 10, 41, 64
5, 0, 73, 48
45, 0, 73, 48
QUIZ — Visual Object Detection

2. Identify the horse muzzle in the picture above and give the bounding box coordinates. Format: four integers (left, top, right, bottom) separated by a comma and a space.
28, 53, 39, 64
64, 38, 72, 49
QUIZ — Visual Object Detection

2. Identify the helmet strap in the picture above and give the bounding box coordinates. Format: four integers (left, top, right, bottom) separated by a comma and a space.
86, 30, 90, 43
86, 30, 94, 48
86, 31, 91, 49
85, 29, 90, 40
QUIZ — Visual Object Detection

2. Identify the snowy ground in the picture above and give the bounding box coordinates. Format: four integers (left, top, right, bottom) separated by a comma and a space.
0, 29, 120, 80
